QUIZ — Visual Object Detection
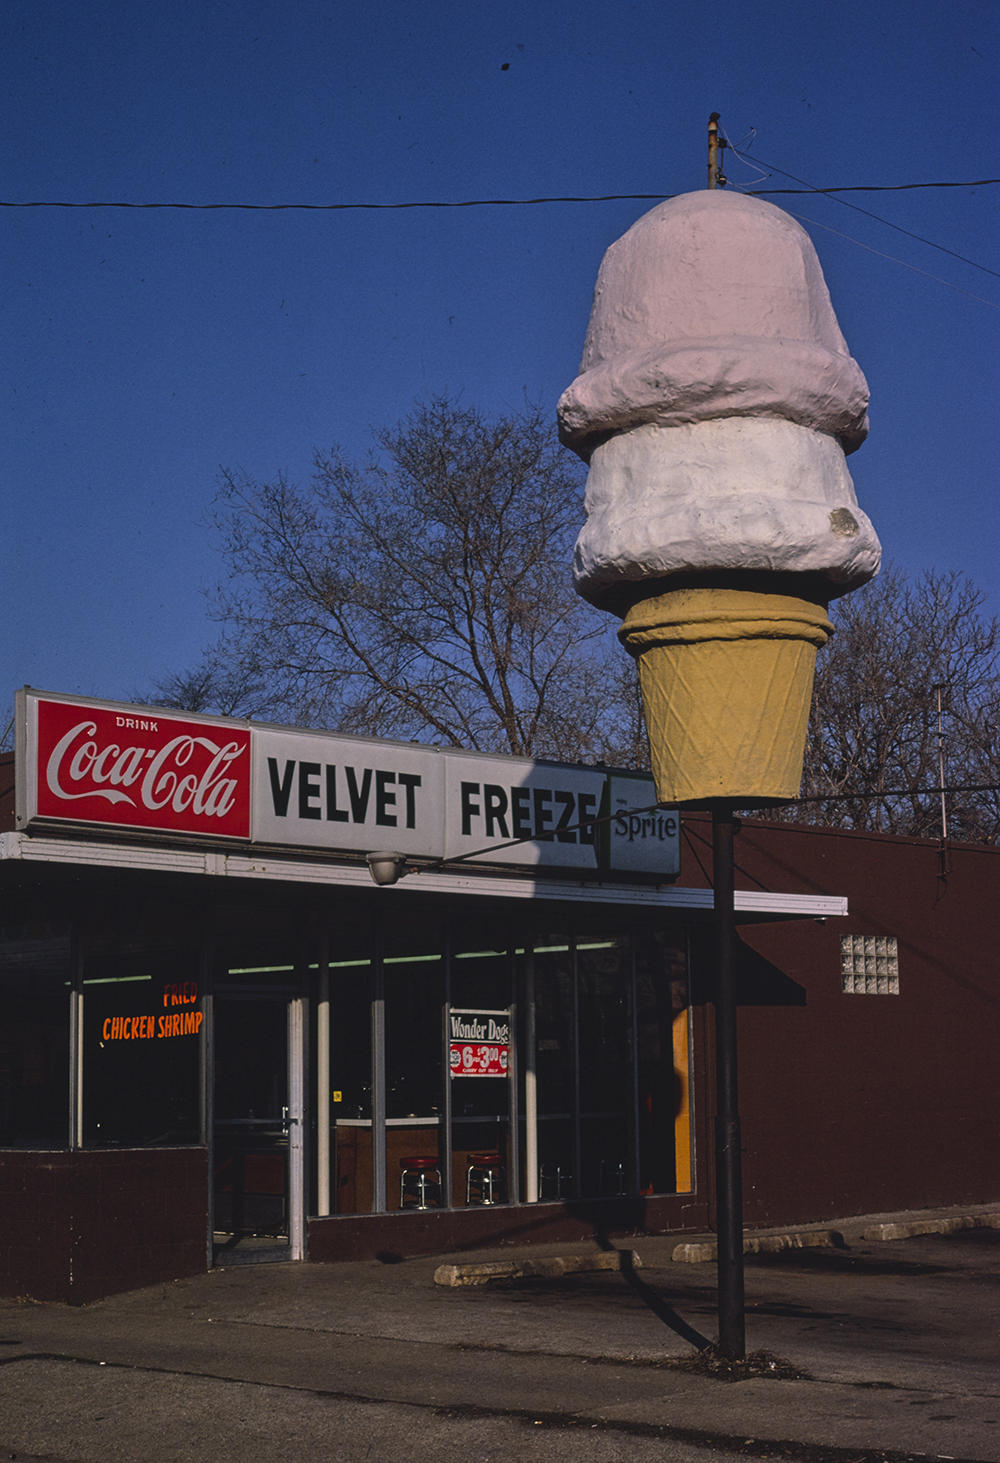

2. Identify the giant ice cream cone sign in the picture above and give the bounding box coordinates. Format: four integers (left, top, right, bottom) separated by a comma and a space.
559, 191, 881, 805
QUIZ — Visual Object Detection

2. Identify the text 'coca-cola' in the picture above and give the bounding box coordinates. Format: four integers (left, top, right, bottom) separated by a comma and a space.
33, 699, 251, 838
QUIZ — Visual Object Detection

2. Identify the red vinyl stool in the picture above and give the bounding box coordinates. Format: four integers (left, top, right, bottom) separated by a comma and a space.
399, 1156, 442, 1209
465, 1151, 505, 1205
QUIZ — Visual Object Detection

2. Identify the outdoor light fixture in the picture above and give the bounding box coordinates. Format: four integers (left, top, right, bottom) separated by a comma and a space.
366, 851, 408, 886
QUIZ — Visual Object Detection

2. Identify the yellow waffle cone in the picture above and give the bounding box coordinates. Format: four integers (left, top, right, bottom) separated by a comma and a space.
619, 586, 833, 805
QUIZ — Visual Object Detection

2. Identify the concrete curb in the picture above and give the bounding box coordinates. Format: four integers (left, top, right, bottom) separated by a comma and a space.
863, 1212, 1000, 1241
671, 1208, 1000, 1262
433, 1207, 1000, 1277
672, 1228, 841, 1264
434, 1249, 642, 1287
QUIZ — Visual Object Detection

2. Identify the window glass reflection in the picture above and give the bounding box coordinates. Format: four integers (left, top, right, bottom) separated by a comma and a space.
635, 926, 690, 1194
328, 931, 372, 1122
326, 924, 373, 1215
84, 942, 201, 1147
383, 918, 444, 1210
450, 920, 512, 1205
577, 932, 631, 1197
0, 926, 71, 1148
529, 934, 575, 1198
384, 922, 444, 1121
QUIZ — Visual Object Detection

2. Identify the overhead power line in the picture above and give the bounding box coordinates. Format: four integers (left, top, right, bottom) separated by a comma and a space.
790, 782, 1000, 806
749, 178, 999, 195
765, 208, 999, 309
0, 193, 671, 211
0, 179, 997, 212
5, 175, 995, 306
742, 155, 1000, 281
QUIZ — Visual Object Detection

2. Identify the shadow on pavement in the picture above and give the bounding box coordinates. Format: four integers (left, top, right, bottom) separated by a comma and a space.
618, 1250, 713, 1351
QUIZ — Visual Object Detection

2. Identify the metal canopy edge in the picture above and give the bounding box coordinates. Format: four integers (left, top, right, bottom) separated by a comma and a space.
0, 831, 848, 920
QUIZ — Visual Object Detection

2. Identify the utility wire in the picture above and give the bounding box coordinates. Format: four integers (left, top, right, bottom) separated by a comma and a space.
788, 782, 1000, 806
1, 193, 673, 211
767, 208, 998, 309
751, 178, 999, 196
4, 174, 995, 307
1, 179, 997, 212
714, 135, 998, 305
417, 781, 1000, 868
739, 151, 1000, 281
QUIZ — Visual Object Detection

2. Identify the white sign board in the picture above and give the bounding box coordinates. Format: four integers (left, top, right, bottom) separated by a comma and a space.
253, 727, 445, 857
606, 775, 681, 874
18, 690, 680, 879
443, 754, 606, 870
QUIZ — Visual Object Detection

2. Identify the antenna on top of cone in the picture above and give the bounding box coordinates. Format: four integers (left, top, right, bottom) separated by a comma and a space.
707, 113, 727, 189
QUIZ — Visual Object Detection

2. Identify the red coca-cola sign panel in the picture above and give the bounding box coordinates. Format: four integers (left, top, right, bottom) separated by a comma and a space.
32, 697, 251, 839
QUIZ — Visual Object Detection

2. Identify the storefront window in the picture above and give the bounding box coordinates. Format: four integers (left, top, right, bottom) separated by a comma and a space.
314, 908, 691, 1218
383, 917, 444, 1209
634, 925, 691, 1194
450, 919, 513, 1206
328, 925, 374, 1215
83, 941, 202, 1147
0, 925, 71, 1148
577, 932, 632, 1197
529, 934, 576, 1199
328, 934, 373, 1122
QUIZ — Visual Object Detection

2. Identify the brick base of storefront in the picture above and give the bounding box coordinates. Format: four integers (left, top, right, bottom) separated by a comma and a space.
0, 1147, 209, 1303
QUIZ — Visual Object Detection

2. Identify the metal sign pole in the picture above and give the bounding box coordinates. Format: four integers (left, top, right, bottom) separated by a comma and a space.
712, 804, 745, 1358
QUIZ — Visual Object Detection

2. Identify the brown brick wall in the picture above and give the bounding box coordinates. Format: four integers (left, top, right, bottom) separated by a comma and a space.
0, 1147, 208, 1303
680, 816, 1000, 1229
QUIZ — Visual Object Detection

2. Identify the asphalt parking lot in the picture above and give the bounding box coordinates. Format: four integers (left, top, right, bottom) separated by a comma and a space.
1, 1210, 998, 1462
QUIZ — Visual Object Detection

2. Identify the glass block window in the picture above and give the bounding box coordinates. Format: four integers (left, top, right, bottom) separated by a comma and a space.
841, 935, 899, 995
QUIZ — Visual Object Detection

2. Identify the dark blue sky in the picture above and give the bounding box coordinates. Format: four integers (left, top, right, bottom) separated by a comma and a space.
3, 0, 997, 719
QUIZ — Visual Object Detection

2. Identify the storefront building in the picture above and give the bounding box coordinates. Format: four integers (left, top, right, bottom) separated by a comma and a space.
2, 690, 997, 1302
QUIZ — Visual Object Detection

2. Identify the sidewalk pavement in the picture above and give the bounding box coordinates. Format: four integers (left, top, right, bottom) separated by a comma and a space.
1, 1203, 998, 1463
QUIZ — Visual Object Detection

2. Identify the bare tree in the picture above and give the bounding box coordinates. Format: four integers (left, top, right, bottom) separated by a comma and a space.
164, 398, 626, 761
133, 654, 273, 719
141, 438, 998, 838
600, 654, 651, 772
787, 566, 1000, 842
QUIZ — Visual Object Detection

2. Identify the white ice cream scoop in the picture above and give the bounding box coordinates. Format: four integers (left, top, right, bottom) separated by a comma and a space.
558, 190, 881, 612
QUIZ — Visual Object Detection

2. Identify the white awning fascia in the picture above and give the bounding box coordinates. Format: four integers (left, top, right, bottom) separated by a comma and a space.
0, 830, 848, 920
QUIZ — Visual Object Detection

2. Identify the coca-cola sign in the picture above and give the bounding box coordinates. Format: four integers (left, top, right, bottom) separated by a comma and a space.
29, 696, 251, 839
16, 690, 679, 876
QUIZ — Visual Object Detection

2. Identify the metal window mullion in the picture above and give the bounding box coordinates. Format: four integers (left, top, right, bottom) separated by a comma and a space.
316, 929, 331, 1217
199, 935, 212, 1147
523, 949, 538, 1202
684, 918, 696, 1194
627, 929, 640, 1195
287, 990, 308, 1261
442, 929, 453, 1209
69, 932, 83, 1149
571, 931, 581, 1200
371, 931, 386, 1213
506, 931, 520, 1205
200, 931, 214, 1267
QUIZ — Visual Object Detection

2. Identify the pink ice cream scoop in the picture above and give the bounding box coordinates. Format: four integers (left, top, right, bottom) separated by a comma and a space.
559, 190, 881, 614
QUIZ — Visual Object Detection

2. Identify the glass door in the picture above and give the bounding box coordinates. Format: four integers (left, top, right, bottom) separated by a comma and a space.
212, 952, 304, 1259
